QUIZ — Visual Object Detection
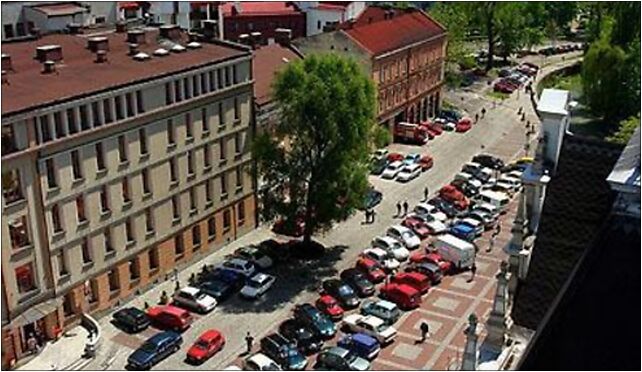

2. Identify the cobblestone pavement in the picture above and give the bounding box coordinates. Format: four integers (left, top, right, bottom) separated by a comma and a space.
21, 55, 579, 371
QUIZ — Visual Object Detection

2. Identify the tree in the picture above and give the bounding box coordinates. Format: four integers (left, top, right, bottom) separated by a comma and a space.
253, 54, 376, 246
429, 2, 470, 68
607, 115, 640, 145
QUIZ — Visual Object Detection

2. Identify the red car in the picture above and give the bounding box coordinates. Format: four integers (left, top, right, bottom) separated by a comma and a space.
186, 329, 225, 364
409, 252, 454, 275
494, 81, 515, 93
387, 152, 404, 163
392, 272, 430, 294
456, 118, 472, 132
146, 305, 193, 332
355, 257, 386, 283
439, 185, 469, 210
379, 283, 422, 310
421, 120, 443, 136
316, 295, 344, 321
418, 155, 434, 171
402, 216, 431, 239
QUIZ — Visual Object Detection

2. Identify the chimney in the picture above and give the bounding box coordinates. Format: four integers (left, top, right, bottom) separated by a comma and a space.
95, 50, 108, 63
127, 29, 146, 45
35, 45, 63, 63
274, 28, 292, 47
238, 33, 250, 46
250, 31, 262, 48
42, 60, 56, 74
115, 21, 127, 33
87, 36, 109, 52
1, 54, 12, 71
128, 43, 140, 56
31, 27, 41, 39
159, 24, 181, 41
67, 23, 82, 34
201, 20, 219, 39
187, 31, 199, 42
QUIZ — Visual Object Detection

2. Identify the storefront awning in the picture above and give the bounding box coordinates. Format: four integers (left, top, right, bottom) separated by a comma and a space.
8, 298, 61, 328
119, 2, 140, 10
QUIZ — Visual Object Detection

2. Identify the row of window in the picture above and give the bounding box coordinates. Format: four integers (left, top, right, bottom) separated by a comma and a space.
2, 22, 34, 39
376, 46, 443, 84
164, 64, 240, 105
377, 69, 441, 113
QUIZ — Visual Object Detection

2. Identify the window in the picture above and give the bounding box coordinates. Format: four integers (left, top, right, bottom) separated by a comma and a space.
220, 138, 227, 161
205, 180, 212, 203
136, 90, 145, 113
209, 70, 216, 91
217, 69, 223, 89
67, 108, 78, 134
39, 115, 52, 143
223, 209, 231, 231
225, 66, 231, 87
2, 169, 23, 203
183, 77, 190, 99
4, 24, 14, 39
175, 235, 184, 257
142, 169, 151, 195
91, 102, 101, 126
76, 196, 86, 223
44, 159, 57, 189
108, 269, 120, 292
81, 238, 92, 264
125, 93, 134, 117
129, 258, 140, 280
192, 75, 199, 96
185, 113, 193, 139
57, 253, 68, 277
238, 201, 245, 226
71, 150, 82, 180
187, 152, 195, 176
145, 209, 154, 233
189, 188, 196, 213
115, 95, 124, 120
169, 158, 178, 183
165, 82, 174, 104
86, 279, 99, 304
174, 80, 182, 102
139, 128, 148, 156
8, 216, 30, 249
118, 135, 128, 163
234, 97, 240, 121
95, 143, 106, 171
236, 166, 243, 188
51, 204, 63, 233
235, 132, 242, 154
148, 248, 159, 270
121, 178, 131, 204
218, 102, 225, 127
63, 293, 74, 316
199, 109, 209, 136
100, 185, 110, 213
200, 72, 207, 93
167, 119, 175, 146
2, 124, 18, 155
125, 218, 135, 244
220, 173, 228, 196
104, 229, 114, 253
15, 263, 36, 293
53, 112, 65, 138
207, 217, 216, 239
172, 196, 180, 220
103, 98, 113, 124
203, 145, 211, 170
192, 225, 201, 246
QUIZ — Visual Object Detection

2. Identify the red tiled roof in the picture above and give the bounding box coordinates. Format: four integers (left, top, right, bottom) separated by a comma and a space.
252, 43, 302, 106
343, 10, 446, 56
221, 2, 301, 17
30, 2, 88, 16
1, 30, 248, 115
317, 2, 351, 11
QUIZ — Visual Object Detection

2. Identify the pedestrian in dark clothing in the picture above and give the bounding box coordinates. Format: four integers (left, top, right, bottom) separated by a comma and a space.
517, 107, 522, 115
475, 113, 479, 123
245, 332, 254, 354
424, 187, 429, 201
481, 107, 486, 117
365, 209, 371, 224
487, 235, 496, 253
371, 209, 377, 223
469, 263, 477, 282
521, 113, 526, 122
396, 202, 402, 217
495, 223, 502, 236
402, 201, 409, 216
420, 322, 430, 342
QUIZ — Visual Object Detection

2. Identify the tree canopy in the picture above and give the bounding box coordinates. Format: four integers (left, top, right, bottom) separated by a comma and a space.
253, 54, 377, 245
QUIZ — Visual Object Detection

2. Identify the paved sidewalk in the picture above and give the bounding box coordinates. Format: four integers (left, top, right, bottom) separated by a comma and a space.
17, 326, 88, 371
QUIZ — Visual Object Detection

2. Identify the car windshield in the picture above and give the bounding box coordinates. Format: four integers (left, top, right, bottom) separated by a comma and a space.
376, 323, 388, 332
195, 339, 210, 348
195, 291, 208, 301
344, 350, 358, 363
140, 341, 157, 353
386, 164, 398, 170
401, 231, 413, 239
247, 278, 264, 288
338, 285, 354, 296
400, 168, 410, 173
265, 363, 281, 371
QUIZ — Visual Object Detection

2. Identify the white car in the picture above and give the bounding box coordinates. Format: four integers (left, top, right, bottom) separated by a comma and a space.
219, 258, 256, 277
371, 236, 409, 261
342, 314, 397, 344
386, 225, 421, 250
413, 202, 448, 222
475, 167, 495, 183
240, 273, 276, 299
173, 286, 218, 313
435, 118, 456, 131
499, 175, 521, 190
504, 170, 523, 180
244, 353, 282, 371
396, 164, 421, 182
495, 179, 517, 195
381, 161, 404, 179
362, 248, 400, 271
473, 203, 499, 218
372, 148, 389, 161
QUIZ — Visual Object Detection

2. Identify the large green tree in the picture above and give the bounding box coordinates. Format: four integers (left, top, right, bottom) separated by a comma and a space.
253, 54, 376, 245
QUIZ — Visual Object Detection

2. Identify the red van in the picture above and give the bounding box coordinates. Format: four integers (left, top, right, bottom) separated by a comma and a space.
146, 305, 193, 332
379, 283, 422, 310
391, 272, 430, 294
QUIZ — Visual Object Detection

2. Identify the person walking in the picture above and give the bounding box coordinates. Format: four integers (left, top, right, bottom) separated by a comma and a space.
487, 235, 496, 253
27, 334, 38, 355
469, 263, 477, 282
396, 202, 402, 217
402, 201, 409, 216
424, 187, 429, 201
245, 332, 254, 354
475, 113, 479, 123
420, 321, 430, 343
364, 209, 371, 224
371, 208, 377, 223
481, 107, 486, 118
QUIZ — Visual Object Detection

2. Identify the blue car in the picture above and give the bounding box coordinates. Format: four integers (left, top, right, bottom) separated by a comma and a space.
338, 333, 380, 360
294, 303, 337, 339
127, 331, 183, 370
450, 223, 476, 242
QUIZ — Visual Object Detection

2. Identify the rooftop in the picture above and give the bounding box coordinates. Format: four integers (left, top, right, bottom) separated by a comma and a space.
607, 126, 641, 192
316, 2, 352, 11
221, 2, 302, 17
252, 43, 303, 106
537, 88, 569, 116
29, 2, 88, 16
1, 29, 249, 116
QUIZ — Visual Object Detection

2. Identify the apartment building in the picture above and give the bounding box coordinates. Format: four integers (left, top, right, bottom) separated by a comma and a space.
1, 25, 255, 368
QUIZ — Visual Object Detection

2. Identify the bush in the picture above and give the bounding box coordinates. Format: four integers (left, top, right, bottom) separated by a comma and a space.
607, 115, 640, 145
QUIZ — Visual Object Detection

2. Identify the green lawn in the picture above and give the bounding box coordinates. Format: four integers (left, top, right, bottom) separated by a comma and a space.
485, 90, 510, 100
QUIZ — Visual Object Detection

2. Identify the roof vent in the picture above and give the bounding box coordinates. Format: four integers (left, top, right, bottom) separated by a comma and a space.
116, 21, 127, 33
42, 60, 56, 74
187, 41, 202, 49
133, 52, 151, 61
159, 24, 181, 41
275, 28, 292, 47
128, 43, 139, 56
170, 44, 186, 53
127, 29, 146, 45
95, 50, 108, 63
238, 34, 250, 46
67, 23, 82, 34
1, 54, 12, 71
87, 36, 109, 52
35, 45, 63, 63
153, 48, 170, 56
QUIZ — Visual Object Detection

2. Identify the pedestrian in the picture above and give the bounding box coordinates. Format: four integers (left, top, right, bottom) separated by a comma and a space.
173, 268, 179, 283
420, 321, 430, 342
481, 107, 486, 117
27, 333, 38, 355
475, 113, 479, 123
521, 113, 526, 122
396, 202, 402, 217
402, 200, 409, 216
494, 223, 502, 237
487, 235, 496, 253
371, 208, 377, 223
424, 187, 429, 201
245, 332, 254, 354
364, 209, 370, 224
517, 107, 522, 115
470, 263, 477, 281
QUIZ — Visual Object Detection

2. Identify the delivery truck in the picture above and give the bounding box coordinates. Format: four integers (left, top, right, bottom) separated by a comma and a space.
432, 234, 476, 270
394, 122, 429, 145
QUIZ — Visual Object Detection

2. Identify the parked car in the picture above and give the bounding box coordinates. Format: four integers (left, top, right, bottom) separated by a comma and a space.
240, 273, 276, 299
439, 185, 469, 210
462, 162, 482, 176
419, 155, 434, 171
372, 148, 389, 161
401, 216, 432, 239
127, 331, 183, 370
316, 295, 345, 321
428, 197, 466, 218
362, 248, 400, 272
397, 163, 422, 182
409, 252, 453, 274
199, 271, 245, 302
449, 223, 477, 242
233, 246, 274, 269
342, 314, 397, 344
387, 152, 404, 163
457, 217, 484, 237
403, 214, 448, 236
406, 262, 443, 284
379, 283, 422, 310
322, 279, 360, 309
279, 319, 323, 354
244, 353, 282, 371
403, 153, 421, 165
256, 239, 292, 264
146, 305, 193, 332
340, 268, 375, 297
112, 307, 150, 333
391, 272, 430, 294
337, 333, 381, 361
467, 210, 497, 230
219, 258, 257, 278
371, 236, 410, 261
173, 287, 218, 313
413, 202, 448, 222
369, 157, 388, 175
386, 225, 421, 250
315, 346, 370, 371
363, 188, 383, 210
381, 161, 404, 179
186, 330, 225, 364
260, 333, 308, 370
355, 257, 386, 283
456, 118, 472, 132
360, 299, 402, 325
293, 303, 337, 339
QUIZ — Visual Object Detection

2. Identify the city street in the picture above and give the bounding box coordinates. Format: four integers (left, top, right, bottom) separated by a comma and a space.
29, 56, 578, 371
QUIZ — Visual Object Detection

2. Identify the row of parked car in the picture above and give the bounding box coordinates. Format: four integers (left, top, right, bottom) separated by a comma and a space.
494, 62, 539, 94
371, 149, 434, 183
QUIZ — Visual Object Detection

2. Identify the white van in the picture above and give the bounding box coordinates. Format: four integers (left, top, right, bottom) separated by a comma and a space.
476, 190, 510, 213
433, 234, 476, 270
454, 172, 474, 183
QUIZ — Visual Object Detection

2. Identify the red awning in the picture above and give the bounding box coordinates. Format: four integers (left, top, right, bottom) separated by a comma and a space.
119, 2, 140, 10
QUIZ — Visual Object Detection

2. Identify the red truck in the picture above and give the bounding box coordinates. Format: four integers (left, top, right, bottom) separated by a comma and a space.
394, 122, 429, 145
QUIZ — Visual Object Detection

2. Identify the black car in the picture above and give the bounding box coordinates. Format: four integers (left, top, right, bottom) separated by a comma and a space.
340, 269, 375, 297
439, 109, 462, 122
362, 189, 383, 210
322, 279, 360, 309
428, 197, 467, 218
472, 154, 505, 170
260, 333, 308, 370
369, 158, 388, 176
451, 179, 479, 198
112, 307, 150, 333
293, 303, 337, 339
199, 280, 238, 302
279, 319, 323, 354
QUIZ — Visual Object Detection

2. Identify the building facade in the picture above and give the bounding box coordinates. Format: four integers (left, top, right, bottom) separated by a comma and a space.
220, 2, 306, 44
1, 27, 255, 368
295, 1, 366, 37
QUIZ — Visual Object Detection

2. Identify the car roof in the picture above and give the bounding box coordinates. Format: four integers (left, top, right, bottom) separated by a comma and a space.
402, 163, 421, 170
366, 247, 387, 256
376, 235, 398, 244
327, 346, 349, 358
200, 329, 222, 341
388, 161, 403, 167
250, 273, 272, 282
352, 333, 378, 346
319, 294, 337, 303
362, 315, 385, 327
180, 286, 201, 296
399, 271, 427, 281
374, 299, 397, 310
248, 353, 275, 366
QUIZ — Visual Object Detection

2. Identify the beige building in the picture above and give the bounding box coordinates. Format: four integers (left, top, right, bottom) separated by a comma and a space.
1, 26, 256, 368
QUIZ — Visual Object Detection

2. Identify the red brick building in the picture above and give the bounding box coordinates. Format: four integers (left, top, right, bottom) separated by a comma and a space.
221, 2, 306, 44
294, 6, 447, 129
